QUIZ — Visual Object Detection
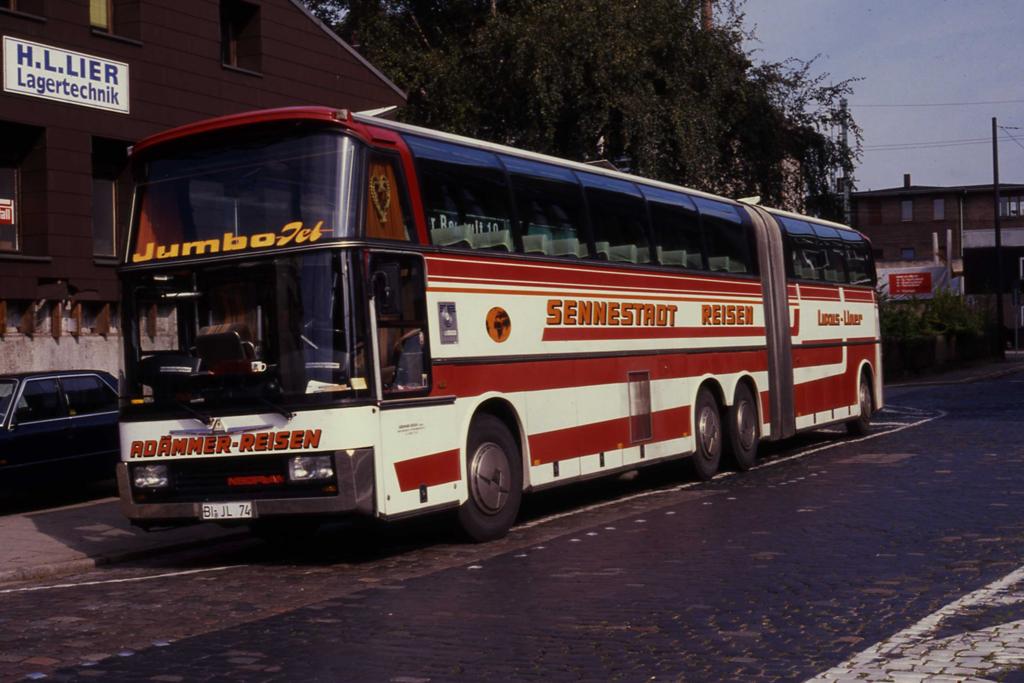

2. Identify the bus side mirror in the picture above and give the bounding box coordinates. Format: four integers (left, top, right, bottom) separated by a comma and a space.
372, 262, 402, 317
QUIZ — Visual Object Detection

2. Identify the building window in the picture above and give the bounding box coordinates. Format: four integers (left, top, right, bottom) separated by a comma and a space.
91, 178, 115, 257
933, 198, 944, 221
900, 247, 916, 260
90, 0, 111, 30
901, 199, 913, 222
92, 137, 129, 258
221, 0, 262, 72
0, 167, 17, 252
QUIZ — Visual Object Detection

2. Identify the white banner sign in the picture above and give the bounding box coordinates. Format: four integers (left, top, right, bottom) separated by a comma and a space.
3, 36, 129, 114
877, 264, 962, 300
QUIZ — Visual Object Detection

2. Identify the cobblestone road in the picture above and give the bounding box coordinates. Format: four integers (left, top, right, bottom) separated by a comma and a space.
2, 372, 1023, 682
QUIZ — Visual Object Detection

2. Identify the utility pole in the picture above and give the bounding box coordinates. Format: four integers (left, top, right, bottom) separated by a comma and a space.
993, 116, 1004, 353
840, 98, 851, 225
701, 0, 713, 30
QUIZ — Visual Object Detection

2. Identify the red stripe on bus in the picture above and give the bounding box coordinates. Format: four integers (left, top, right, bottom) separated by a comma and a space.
432, 349, 771, 397
844, 290, 875, 302
528, 406, 690, 465
394, 448, 461, 492
794, 344, 875, 416
425, 255, 763, 295
793, 344, 845, 367
541, 326, 766, 342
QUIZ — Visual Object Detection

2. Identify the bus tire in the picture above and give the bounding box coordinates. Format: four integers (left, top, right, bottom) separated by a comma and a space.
691, 387, 722, 481
457, 414, 522, 543
846, 371, 873, 436
726, 382, 759, 471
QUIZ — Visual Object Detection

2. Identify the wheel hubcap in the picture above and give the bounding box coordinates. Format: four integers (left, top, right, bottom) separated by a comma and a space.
469, 442, 511, 514
698, 406, 719, 458
736, 399, 756, 451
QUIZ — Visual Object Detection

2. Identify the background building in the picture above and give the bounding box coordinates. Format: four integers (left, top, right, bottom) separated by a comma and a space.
852, 174, 1024, 328
0, 0, 404, 375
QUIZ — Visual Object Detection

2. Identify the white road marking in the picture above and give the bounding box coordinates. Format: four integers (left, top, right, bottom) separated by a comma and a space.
0, 565, 240, 595
807, 564, 1024, 682
513, 407, 945, 532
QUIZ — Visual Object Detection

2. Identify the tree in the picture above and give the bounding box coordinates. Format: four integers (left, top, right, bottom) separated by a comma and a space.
307, 0, 860, 220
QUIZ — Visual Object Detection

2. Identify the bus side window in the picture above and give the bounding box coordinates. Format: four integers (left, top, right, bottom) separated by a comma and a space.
502, 156, 589, 258
643, 186, 704, 269
840, 230, 875, 286
405, 136, 514, 252
579, 174, 649, 264
365, 153, 415, 242
811, 224, 848, 284
694, 197, 756, 275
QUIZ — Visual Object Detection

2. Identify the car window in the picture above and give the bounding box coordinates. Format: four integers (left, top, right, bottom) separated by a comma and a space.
62, 376, 118, 416
14, 378, 65, 423
0, 380, 15, 423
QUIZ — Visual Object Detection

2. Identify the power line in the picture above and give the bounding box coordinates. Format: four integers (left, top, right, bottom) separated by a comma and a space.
1000, 125, 1024, 154
864, 135, 1014, 152
852, 98, 1024, 109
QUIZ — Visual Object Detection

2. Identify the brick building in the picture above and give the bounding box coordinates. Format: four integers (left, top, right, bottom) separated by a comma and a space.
0, 0, 404, 375
851, 174, 1024, 328
851, 174, 1024, 267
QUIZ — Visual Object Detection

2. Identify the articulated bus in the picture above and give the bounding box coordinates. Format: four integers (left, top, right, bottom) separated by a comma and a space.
117, 106, 881, 541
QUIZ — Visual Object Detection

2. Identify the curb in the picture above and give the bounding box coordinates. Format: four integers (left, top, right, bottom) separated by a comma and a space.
0, 530, 251, 587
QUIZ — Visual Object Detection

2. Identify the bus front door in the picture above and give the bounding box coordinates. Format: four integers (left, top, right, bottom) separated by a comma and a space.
368, 251, 462, 518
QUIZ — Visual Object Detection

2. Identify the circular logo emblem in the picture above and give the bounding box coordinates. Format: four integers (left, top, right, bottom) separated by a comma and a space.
486, 307, 512, 343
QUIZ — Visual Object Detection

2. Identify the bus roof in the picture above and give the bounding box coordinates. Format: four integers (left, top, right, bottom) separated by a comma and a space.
131, 106, 348, 155
131, 106, 861, 235
350, 112, 744, 208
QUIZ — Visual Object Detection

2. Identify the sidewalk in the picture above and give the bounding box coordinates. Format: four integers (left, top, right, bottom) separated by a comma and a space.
886, 352, 1024, 387
0, 496, 246, 585
2, 355, 1024, 586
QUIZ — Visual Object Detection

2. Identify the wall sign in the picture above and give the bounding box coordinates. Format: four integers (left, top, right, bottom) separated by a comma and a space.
0, 199, 12, 225
3, 36, 129, 114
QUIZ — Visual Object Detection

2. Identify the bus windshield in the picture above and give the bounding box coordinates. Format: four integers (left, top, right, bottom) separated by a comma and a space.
123, 250, 371, 413
129, 129, 360, 264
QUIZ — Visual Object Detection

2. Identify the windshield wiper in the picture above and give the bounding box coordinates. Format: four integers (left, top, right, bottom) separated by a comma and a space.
172, 399, 212, 426
255, 395, 294, 422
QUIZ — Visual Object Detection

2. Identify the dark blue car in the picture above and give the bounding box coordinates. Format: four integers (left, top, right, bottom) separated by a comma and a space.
0, 371, 120, 488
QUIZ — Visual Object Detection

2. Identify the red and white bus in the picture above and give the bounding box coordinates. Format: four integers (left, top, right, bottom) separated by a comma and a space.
117, 106, 881, 541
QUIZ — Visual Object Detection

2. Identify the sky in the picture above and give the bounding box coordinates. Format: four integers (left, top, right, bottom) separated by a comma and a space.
741, 0, 1024, 191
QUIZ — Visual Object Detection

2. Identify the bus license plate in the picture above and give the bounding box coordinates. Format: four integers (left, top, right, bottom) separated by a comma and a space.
200, 502, 253, 520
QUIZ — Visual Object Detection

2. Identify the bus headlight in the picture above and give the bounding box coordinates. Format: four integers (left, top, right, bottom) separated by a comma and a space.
133, 464, 169, 489
288, 455, 334, 482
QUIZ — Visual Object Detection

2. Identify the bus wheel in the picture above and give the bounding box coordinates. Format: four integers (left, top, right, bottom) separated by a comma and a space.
726, 383, 759, 471
457, 414, 522, 542
846, 371, 873, 436
691, 387, 722, 481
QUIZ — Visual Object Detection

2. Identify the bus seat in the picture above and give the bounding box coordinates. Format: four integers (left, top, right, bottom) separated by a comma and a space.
523, 233, 550, 254
471, 229, 513, 251
708, 256, 730, 272
430, 224, 472, 247
608, 244, 638, 263
550, 238, 584, 257
661, 250, 686, 266
594, 241, 611, 259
